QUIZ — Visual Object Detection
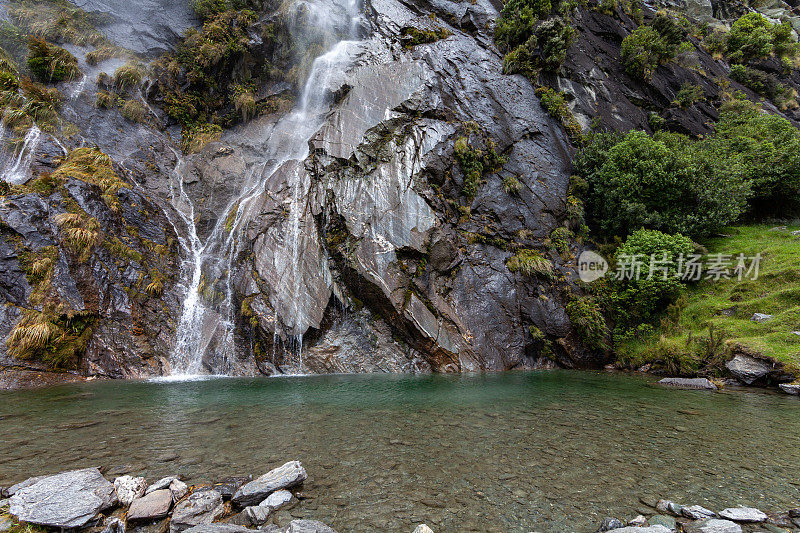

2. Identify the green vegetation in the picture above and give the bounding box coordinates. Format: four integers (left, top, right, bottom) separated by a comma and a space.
121, 98, 148, 123
672, 82, 704, 108
620, 14, 686, 79
535, 86, 582, 141
495, 0, 576, 78
7, 0, 106, 46
51, 147, 129, 211
503, 175, 522, 195
400, 26, 452, 49
566, 296, 607, 350
26, 36, 80, 82
0, 70, 63, 132
729, 64, 795, 109
616, 226, 800, 376
453, 124, 507, 201
506, 248, 554, 278
726, 12, 798, 63
113, 62, 145, 91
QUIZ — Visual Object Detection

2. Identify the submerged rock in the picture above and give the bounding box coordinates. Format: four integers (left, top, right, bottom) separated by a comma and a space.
114, 475, 147, 506
607, 526, 671, 533
183, 526, 255, 533
282, 520, 338, 533
170, 489, 225, 533
9, 468, 117, 528
657, 378, 717, 390
127, 489, 173, 522
718, 507, 768, 522
232, 462, 307, 507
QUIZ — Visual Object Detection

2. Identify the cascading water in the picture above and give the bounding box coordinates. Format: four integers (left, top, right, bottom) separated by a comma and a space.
2, 125, 42, 184
167, 0, 363, 376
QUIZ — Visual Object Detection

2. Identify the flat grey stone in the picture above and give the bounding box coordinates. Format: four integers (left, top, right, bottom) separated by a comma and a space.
183, 525, 255, 533
5, 476, 44, 496
9, 468, 117, 529
779, 383, 800, 395
146, 476, 179, 494
658, 378, 717, 390
412, 526, 434, 533
232, 462, 307, 507
170, 489, 224, 533
649, 515, 676, 530
726, 354, 774, 384
718, 507, 768, 522
282, 520, 337, 533
751, 313, 774, 323
114, 475, 147, 506
684, 519, 743, 533
607, 527, 671, 533
243, 489, 296, 525
127, 489, 173, 522
682, 505, 716, 519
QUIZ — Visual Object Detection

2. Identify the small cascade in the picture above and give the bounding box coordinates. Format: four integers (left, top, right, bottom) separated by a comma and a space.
167, 0, 362, 376
70, 75, 88, 100
3, 125, 42, 184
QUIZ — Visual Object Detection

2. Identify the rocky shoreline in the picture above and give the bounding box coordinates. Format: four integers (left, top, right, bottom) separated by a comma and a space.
1, 463, 798, 533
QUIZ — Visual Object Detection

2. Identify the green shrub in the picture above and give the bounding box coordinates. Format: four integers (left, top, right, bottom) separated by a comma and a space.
121, 99, 147, 123
621, 14, 684, 79
729, 64, 791, 105
535, 86, 582, 141
673, 82, 704, 108
503, 175, 522, 195
495, 0, 553, 51
726, 12, 797, 62
113, 62, 144, 92
454, 129, 507, 201
566, 297, 607, 350
26, 36, 81, 83
192, 0, 229, 20
577, 130, 749, 238
550, 226, 572, 255
400, 26, 452, 49
708, 99, 800, 215
605, 229, 694, 329
506, 248, 554, 278
95, 90, 114, 108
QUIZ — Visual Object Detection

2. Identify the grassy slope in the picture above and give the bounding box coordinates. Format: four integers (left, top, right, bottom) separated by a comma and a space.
616, 225, 800, 376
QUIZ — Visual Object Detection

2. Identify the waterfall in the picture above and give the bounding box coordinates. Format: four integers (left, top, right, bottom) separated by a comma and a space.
167, 0, 362, 376
2, 125, 42, 185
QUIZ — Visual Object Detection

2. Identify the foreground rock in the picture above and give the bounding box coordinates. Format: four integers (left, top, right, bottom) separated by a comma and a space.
127, 489, 173, 522
114, 475, 147, 506
282, 520, 338, 533
232, 462, 307, 507
170, 489, 225, 533
683, 518, 742, 533
779, 383, 800, 395
657, 378, 717, 390
607, 526, 671, 533
9, 468, 117, 528
682, 505, 716, 520
718, 507, 768, 522
241, 489, 296, 525
725, 355, 774, 385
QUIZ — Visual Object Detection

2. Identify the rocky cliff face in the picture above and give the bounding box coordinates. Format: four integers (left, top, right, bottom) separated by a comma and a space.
1, 0, 798, 384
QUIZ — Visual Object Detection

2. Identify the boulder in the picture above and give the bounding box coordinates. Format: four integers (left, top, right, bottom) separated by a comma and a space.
726, 354, 773, 384
412, 525, 434, 533
627, 515, 647, 526
718, 507, 768, 522
232, 462, 307, 507
282, 520, 338, 533
750, 313, 773, 323
170, 489, 225, 533
658, 378, 717, 390
212, 477, 251, 500
682, 505, 716, 519
127, 489, 173, 522
684, 519, 742, 533
779, 383, 800, 395
9, 468, 117, 529
114, 475, 147, 506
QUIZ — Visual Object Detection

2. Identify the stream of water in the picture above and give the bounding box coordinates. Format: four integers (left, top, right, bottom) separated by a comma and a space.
1, 371, 798, 532
167, 0, 362, 376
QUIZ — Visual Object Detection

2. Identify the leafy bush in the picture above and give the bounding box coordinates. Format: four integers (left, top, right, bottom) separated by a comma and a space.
400, 26, 452, 49
113, 62, 145, 92
621, 14, 685, 79
729, 64, 792, 106
605, 229, 695, 329
121, 99, 148, 123
454, 127, 507, 201
506, 248, 554, 278
495, 0, 553, 51
673, 82, 704, 108
566, 297, 607, 350
727, 12, 797, 62
708, 99, 800, 215
26, 36, 81, 83
535, 86, 582, 141
577, 130, 749, 238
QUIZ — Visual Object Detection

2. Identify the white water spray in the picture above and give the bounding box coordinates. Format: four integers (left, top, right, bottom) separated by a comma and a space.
3, 125, 42, 184
168, 0, 362, 376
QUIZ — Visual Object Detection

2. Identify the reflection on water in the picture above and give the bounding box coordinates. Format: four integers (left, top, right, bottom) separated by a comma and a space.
1, 371, 799, 532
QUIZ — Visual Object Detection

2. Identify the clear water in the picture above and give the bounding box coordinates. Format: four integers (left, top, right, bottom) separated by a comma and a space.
1, 371, 798, 532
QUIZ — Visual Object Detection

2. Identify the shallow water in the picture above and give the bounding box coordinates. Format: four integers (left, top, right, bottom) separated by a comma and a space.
1, 371, 799, 532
